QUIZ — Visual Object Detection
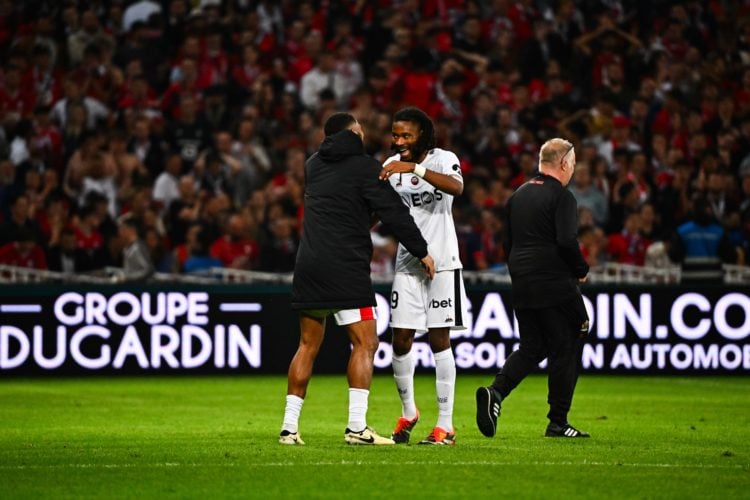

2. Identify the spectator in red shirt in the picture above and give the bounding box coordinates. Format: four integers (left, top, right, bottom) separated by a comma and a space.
509, 150, 538, 190
117, 74, 159, 121
579, 224, 606, 268
606, 211, 651, 265
72, 205, 105, 269
366, 65, 395, 112
231, 44, 267, 101
286, 27, 320, 84
210, 212, 258, 269
507, 0, 539, 46
23, 44, 63, 109
0, 228, 47, 269
71, 43, 119, 105
34, 178, 64, 232
660, 17, 691, 62
162, 57, 204, 120
398, 50, 437, 113
202, 26, 229, 87
0, 64, 35, 126
283, 19, 307, 63
473, 206, 507, 270
30, 106, 63, 172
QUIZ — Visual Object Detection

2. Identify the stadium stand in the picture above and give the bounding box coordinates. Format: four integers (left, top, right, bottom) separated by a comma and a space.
0, 1, 747, 284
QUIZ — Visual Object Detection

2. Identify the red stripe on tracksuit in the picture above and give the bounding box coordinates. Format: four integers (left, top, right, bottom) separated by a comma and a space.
359, 307, 375, 320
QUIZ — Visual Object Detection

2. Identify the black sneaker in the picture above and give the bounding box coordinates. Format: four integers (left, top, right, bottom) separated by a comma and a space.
475, 386, 502, 437
545, 422, 590, 438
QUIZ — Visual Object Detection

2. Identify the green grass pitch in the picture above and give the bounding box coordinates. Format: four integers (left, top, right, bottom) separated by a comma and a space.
1, 374, 748, 498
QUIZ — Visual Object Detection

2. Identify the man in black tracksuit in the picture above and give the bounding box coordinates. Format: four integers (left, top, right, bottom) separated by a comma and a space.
279, 112, 435, 446
476, 138, 591, 438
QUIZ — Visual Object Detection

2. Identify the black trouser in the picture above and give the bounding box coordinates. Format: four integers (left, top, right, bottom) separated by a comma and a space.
491, 305, 584, 425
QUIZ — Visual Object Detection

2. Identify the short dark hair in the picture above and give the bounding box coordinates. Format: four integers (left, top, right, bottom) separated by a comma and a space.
691, 196, 716, 226
9, 192, 28, 207
120, 216, 143, 238
618, 181, 636, 199
323, 112, 357, 136
15, 227, 36, 243
393, 106, 436, 153
193, 225, 213, 256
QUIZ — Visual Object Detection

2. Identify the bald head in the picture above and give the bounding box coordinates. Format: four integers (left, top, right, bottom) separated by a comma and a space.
539, 138, 576, 186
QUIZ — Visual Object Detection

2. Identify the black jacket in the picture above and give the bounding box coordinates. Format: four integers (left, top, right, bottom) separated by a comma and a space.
505, 173, 588, 309
292, 130, 428, 310
46, 246, 90, 273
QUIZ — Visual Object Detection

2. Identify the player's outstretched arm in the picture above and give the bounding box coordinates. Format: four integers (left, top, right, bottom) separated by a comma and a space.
379, 160, 463, 196
363, 162, 429, 260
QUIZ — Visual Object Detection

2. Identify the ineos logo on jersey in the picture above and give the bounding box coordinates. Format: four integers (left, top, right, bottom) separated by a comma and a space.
400, 189, 444, 207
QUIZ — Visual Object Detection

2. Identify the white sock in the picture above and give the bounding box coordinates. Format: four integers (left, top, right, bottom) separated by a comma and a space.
392, 350, 417, 419
348, 388, 369, 432
434, 348, 455, 432
282, 394, 304, 433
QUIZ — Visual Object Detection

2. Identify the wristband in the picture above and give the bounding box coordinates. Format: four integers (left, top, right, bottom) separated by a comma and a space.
413, 163, 426, 178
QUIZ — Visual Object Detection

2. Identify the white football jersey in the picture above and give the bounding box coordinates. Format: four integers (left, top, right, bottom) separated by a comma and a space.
384, 148, 463, 273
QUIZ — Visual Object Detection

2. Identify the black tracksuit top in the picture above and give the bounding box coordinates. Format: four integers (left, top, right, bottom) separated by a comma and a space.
505, 173, 589, 309
291, 130, 428, 310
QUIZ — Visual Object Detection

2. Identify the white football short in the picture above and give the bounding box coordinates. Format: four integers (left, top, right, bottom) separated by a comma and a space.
389, 269, 468, 331
302, 307, 377, 326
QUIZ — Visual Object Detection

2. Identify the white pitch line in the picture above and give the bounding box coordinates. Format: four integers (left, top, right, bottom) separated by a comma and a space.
0, 461, 746, 470
255, 460, 747, 469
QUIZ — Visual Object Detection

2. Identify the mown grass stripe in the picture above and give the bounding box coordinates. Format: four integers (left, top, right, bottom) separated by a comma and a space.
1, 461, 746, 469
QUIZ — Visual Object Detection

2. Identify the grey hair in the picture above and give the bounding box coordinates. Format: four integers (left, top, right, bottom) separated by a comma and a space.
539, 138, 574, 170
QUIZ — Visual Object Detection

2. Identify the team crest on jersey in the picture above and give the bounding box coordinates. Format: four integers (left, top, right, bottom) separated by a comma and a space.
411, 175, 419, 185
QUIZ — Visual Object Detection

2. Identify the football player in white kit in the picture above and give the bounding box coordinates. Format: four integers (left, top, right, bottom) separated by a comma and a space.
379, 107, 468, 445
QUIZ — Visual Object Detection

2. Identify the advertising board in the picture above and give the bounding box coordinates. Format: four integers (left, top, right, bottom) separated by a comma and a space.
1, 285, 748, 375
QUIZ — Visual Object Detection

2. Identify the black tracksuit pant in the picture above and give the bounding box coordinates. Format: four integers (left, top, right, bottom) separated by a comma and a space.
491, 304, 584, 425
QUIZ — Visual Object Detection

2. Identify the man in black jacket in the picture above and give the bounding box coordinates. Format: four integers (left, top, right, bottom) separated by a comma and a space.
476, 138, 591, 439
280, 112, 435, 446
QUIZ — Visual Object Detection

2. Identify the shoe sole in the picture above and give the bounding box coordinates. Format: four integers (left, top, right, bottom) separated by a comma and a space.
345, 436, 395, 445
417, 439, 455, 445
475, 387, 497, 437
391, 432, 411, 444
545, 430, 590, 438
344, 430, 395, 445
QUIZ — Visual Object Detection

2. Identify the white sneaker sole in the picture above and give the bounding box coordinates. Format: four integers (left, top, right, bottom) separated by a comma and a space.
344, 428, 395, 445
279, 434, 305, 445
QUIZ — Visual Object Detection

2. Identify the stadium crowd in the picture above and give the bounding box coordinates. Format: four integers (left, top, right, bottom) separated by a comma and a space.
0, 0, 748, 278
